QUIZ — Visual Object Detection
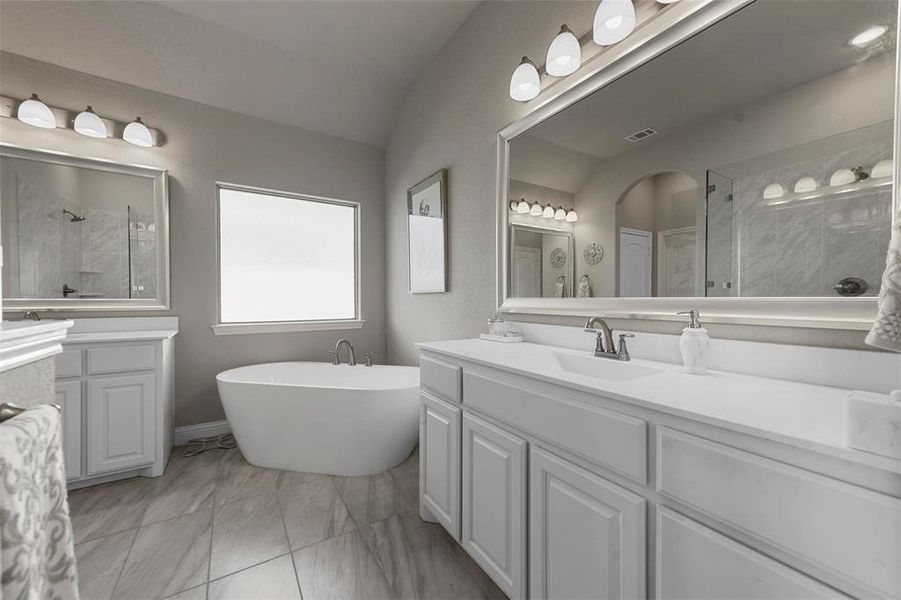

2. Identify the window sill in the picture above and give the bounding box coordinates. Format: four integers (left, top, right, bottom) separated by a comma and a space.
211, 319, 365, 336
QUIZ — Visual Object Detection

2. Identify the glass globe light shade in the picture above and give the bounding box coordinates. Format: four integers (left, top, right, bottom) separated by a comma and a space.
762, 183, 784, 199
509, 57, 540, 102
593, 0, 636, 46
17, 94, 56, 129
74, 106, 108, 138
517, 199, 531, 214
566, 209, 578, 222
554, 207, 567, 220
123, 117, 153, 147
529, 201, 543, 216
546, 25, 582, 77
793, 176, 817, 193
542, 204, 555, 218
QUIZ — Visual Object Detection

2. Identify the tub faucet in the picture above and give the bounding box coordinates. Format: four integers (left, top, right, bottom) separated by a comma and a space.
332, 338, 356, 366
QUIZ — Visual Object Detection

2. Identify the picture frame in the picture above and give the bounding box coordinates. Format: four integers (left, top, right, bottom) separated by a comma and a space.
407, 168, 448, 293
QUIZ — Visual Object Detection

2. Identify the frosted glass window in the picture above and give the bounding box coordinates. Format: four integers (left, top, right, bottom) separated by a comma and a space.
218, 186, 358, 323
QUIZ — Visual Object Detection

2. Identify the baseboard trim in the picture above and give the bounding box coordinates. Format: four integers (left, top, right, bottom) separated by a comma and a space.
174, 420, 232, 446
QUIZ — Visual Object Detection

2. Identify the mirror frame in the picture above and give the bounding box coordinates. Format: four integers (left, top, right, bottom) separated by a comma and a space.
496, 0, 900, 331
0, 144, 170, 313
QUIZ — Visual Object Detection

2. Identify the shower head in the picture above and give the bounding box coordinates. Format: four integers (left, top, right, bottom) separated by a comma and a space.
62, 209, 87, 222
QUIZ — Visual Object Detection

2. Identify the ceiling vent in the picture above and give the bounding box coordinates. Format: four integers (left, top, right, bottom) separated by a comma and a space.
625, 127, 658, 143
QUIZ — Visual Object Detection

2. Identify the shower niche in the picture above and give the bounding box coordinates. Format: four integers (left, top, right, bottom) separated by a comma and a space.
0, 145, 169, 311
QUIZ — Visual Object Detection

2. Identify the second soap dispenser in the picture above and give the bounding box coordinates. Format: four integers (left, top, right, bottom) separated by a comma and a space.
677, 310, 709, 374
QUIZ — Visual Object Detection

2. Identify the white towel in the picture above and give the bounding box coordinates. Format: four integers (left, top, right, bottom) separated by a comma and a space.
0, 406, 79, 600
866, 206, 901, 352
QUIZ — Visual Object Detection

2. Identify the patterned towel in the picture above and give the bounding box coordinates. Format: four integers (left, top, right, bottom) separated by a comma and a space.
867, 206, 901, 353
0, 405, 79, 599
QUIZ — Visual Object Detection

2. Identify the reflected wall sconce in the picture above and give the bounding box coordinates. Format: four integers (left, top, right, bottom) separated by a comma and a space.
793, 176, 817, 194
593, 0, 636, 46
509, 57, 541, 102
73, 106, 108, 138
2, 93, 162, 147
17, 94, 56, 129
542, 203, 556, 218
566, 208, 579, 222
554, 206, 567, 220
529, 200, 544, 216
849, 25, 888, 48
762, 183, 784, 199
871, 159, 893, 179
829, 168, 855, 187
516, 198, 531, 213
546, 25, 582, 77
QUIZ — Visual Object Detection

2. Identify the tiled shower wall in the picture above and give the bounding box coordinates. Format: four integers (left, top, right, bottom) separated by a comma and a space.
726, 139, 893, 297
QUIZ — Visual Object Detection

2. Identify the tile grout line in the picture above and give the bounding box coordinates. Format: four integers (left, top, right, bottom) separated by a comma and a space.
107, 523, 140, 599
275, 492, 304, 599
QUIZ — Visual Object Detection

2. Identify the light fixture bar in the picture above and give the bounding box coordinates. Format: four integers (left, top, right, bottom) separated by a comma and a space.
0, 95, 164, 146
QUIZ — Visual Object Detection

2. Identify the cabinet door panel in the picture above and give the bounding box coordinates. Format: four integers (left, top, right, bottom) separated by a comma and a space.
87, 373, 155, 475
54, 380, 82, 480
420, 392, 461, 539
462, 412, 526, 599
531, 446, 646, 600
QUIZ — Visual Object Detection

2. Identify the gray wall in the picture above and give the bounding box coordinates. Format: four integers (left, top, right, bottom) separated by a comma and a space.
384, 1, 885, 365
0, 52, 386, 427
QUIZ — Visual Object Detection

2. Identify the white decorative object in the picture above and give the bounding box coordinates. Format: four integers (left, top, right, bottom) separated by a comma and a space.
678, 310, 708, 374
550, 247, 567, 268
829, 168, 855, 186
847, 390, 901, 460
73, 106, 107, 138
217, 361, 419, 476
583, 242, 604, 265
866, 205, 901, 352
578, 274, 591, 297
593, 0, 636, 46
510, 57, 540, 102
546, 25, 581, 77
480, 333, 525, 343
123, 116, 153, 147
871, 158, 893, 179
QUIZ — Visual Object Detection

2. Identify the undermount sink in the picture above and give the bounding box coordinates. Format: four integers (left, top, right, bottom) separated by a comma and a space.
553, 352, 662, 382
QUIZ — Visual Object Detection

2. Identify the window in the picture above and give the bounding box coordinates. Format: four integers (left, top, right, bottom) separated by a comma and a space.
213, 184, 361, 335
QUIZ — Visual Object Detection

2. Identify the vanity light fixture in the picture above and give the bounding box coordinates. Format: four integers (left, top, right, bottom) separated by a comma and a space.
593, 0, 636, 46
123, 116, 153, 147
871, 158, 893, 179
793, 176, 817, 193
546, 25, 582, 77
509, 57, 540, 102
16, 94, 56, 129
554, 206, 567, 220
566, 208, 578, 222
849, 25, 888, 48
73, 106, 108, 138
762, 183, 784, 199
516, 199, 531, 213
542, 203, 556, 218
530, 201, 544, 216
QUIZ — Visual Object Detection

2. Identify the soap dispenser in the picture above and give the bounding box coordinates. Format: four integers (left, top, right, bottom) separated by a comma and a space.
677, 310, 709, 374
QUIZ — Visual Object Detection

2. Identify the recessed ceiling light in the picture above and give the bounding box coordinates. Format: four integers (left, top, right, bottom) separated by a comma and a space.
849, 25, 887, 48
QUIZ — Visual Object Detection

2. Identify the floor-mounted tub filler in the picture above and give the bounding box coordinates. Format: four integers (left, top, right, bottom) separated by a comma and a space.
216, 361, 420, 476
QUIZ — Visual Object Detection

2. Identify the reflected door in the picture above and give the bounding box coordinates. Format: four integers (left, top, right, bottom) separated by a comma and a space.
512, 247, 541, 297
619, 228, 652, 297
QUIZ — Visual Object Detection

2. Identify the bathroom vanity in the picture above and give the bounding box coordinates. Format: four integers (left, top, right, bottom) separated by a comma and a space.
55, 317, 177, 488
418, 339, 900, 600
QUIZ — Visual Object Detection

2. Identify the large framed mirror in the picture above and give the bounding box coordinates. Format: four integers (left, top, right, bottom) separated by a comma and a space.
1, 145, 170, 312
498, 0, 899, 329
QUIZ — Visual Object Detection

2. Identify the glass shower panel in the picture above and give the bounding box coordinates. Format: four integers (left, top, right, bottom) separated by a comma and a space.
705, 171, 735, 297
127, 205, 158, 299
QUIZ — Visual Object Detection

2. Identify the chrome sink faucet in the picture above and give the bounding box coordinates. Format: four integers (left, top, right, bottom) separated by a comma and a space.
584, 317, 634, 361
331, 338, 356, 366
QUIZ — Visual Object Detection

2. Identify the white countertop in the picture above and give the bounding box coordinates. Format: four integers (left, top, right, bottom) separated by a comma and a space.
418, 338, 901, 474
0, 319, 74, 373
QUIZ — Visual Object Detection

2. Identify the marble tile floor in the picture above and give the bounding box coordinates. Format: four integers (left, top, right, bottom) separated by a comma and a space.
69, 446, 506, 600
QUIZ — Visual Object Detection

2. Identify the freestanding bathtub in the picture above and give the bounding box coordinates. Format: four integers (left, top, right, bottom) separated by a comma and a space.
216, 362, 420, 476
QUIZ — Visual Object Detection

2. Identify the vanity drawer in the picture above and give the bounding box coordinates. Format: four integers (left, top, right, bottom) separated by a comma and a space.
420, 354, 462, 403
87, 344, 156, 375
464, 372, 647, 482
656, 507, 844, 599
657, 428, 901, 599
55, 349, 83, 378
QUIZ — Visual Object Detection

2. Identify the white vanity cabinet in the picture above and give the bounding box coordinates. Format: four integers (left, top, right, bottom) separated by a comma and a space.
54, 318, 177, 488
418, 344, 901, 600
